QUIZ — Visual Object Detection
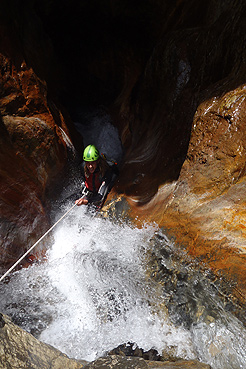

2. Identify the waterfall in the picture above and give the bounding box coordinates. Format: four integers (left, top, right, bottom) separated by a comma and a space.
0, 203, 195, 361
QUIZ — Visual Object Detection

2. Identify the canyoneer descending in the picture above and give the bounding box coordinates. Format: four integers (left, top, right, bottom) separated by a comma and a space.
0, 144, 118, 283
75, 144, 118, 209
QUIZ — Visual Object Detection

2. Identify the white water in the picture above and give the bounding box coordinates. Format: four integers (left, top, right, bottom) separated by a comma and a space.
1, 202, 246, 368
0, 204, 196, 362
192, 319, 246, 369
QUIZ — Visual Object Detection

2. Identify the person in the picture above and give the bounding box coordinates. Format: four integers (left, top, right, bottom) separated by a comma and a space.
75, 144, 118, 209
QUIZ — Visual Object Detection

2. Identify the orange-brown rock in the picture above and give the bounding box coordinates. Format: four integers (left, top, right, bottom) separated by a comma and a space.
0, 4, 79, 273
102, 1, 246, 314
112, 84, 246, 310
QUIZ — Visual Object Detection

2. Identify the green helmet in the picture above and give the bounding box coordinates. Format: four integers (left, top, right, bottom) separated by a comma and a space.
83, 144, 100, 161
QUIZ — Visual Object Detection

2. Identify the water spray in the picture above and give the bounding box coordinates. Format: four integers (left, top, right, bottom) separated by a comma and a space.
0, 203, 78, 283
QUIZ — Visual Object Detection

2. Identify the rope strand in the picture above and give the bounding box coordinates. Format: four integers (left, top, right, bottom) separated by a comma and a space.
0, 203, 77, 283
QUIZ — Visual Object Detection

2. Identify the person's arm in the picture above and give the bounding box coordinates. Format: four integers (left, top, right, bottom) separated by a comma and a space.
84, 182, 106, 204
75, 197, 88, 205
76, 182, 104, 206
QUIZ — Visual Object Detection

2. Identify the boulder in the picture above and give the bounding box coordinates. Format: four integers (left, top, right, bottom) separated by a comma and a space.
0, 313, 83, 369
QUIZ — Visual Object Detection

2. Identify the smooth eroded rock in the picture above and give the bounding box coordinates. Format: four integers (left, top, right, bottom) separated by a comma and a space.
0, 313, 83, 369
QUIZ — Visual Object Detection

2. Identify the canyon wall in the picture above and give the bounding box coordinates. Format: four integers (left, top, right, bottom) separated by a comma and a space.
1, 0, 246, 312
108, 0, 246, 309
0, 1, 81, 272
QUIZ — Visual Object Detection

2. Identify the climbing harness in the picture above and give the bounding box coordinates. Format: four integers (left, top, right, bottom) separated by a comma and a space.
0, 202, 77, 283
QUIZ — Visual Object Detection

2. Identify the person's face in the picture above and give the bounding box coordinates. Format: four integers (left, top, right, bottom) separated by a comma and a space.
85, 160, 98, 174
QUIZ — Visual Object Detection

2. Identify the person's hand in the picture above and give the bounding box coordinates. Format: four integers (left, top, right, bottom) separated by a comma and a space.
75, 198, 88, 206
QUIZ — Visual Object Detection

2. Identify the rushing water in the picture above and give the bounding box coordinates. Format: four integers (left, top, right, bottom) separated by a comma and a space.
0, 203, 196, 362
1, 201, 246, 368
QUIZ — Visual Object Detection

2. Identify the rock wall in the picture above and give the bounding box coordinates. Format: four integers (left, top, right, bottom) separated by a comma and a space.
109, 0, 246, 309
1, 0, 246, 317
0, 1, 81, 272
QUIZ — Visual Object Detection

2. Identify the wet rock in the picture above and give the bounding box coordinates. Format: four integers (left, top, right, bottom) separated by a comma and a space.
108, 342, 161, 361
83, 355, 210, 369
0, 313, 5, 328
106, 343, 211, 368
104, 0, 246, 318
0, 112, 66, 273
148, 360, 211, 369
83, 355, 148, 369
0, 313, 83, 369
143, 232, 236, 329
0, 2, 81, 272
